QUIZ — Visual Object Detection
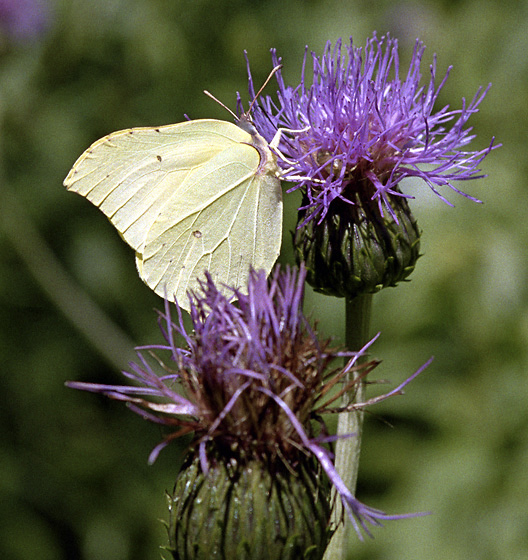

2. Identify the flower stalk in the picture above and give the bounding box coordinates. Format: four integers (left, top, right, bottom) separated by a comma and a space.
324, 294, 372, 560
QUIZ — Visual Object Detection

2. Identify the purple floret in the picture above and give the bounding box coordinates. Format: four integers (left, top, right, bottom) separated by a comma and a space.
246, 33, 497, 223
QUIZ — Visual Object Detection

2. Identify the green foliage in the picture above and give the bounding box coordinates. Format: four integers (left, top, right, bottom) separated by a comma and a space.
0, 1, 523, 559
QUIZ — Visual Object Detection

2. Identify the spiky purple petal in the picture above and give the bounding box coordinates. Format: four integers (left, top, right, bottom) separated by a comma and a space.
66, 266, 430, 538
247, 33, 498, 222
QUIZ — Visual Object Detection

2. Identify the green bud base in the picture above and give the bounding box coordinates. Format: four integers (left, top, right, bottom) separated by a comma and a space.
294, 192, 421, 299
167, 454, 332, 560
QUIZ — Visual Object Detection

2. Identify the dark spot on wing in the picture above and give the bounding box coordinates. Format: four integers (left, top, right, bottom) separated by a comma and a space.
193, 230, 202, 238
156, 155, 162, 162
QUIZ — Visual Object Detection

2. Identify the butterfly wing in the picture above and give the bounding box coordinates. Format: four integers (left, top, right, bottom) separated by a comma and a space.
64, 119, 251, 252
137, 139, 282, 309
64, 119, 282, 309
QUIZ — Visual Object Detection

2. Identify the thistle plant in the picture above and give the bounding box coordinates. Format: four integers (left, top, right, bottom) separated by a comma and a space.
67, 266, 429, 559
65, 32, 497, 560
245, 33, 497, 558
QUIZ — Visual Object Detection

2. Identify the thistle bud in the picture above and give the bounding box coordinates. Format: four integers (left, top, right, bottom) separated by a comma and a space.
167, 451, 332, 560
294, 192, 421, 299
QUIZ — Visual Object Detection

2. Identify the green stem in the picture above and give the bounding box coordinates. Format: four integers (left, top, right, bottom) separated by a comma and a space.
323, 294, 372, 560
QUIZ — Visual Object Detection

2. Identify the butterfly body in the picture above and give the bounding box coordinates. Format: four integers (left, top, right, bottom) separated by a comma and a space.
64, 118, 283, 310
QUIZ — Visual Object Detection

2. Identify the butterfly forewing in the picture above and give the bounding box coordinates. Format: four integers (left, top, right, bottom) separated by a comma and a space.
64, 120, 251, 251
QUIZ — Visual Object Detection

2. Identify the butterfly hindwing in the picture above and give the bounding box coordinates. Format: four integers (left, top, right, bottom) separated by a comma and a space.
138, 141, 282, 304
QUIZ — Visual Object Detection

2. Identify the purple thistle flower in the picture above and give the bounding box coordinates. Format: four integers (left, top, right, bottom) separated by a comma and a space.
246, 33, 497, 223
0, 0, 50, 42
67, 266, 430, 538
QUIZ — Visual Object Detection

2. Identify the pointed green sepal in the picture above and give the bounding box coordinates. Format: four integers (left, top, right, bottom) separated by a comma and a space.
294, 192, 421, 299
167, 452, 332, 560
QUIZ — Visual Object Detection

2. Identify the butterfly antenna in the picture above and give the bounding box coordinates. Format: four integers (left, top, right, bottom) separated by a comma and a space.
247, 64, 282, 114
203, 90, 238, 120
204, 63, 282, 122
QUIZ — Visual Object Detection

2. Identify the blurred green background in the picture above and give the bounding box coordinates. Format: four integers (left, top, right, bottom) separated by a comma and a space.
0, 0, 524, 559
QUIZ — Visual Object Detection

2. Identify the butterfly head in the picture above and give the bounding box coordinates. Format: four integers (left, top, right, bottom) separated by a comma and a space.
236, 112, 259, 137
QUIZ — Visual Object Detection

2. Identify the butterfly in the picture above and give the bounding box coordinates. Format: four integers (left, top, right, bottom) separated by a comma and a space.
64, 68, 283, 311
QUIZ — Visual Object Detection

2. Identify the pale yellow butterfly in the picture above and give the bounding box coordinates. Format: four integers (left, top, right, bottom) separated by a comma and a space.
64, 68, 283, 311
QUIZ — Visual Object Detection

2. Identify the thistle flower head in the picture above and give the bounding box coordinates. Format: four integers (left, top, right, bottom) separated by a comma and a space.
0, 0, 50, 41
67, 266, 429, 539
247, 33, 497, 223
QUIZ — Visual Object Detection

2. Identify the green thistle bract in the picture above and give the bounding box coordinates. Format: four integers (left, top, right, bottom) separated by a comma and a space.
167, 453, 331, 560
294, 191, 421, 298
